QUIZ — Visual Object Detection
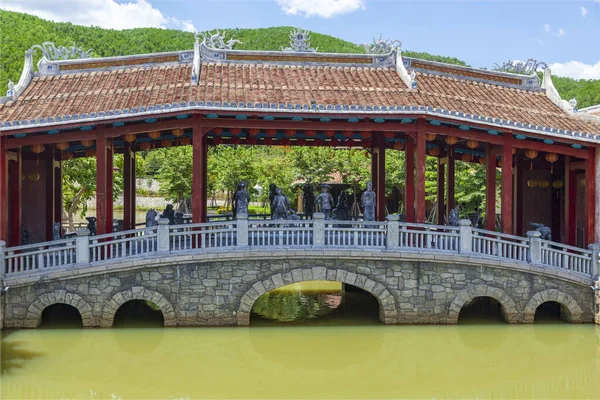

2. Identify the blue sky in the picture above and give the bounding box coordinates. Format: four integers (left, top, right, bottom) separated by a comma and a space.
2, 0, 599, 78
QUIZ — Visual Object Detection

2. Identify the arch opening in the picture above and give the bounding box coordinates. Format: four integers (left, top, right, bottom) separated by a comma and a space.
250, 281, 380, 326
534, 301, 571, 323
40, 304, 83, 328
458, 296, 508, 324
113, 300, 165, 328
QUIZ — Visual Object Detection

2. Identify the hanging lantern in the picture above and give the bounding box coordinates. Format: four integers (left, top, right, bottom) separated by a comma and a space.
384, 131, 395, 139
179, 137, 191, 146
425, 133, 436, 141
56, 142, 69, 151
81, 139, 94, 147
428, 147, 440, 157
324, 130, 335, 138
525, 149, 538, 170
172, 128, 184, 138
212, 137, 223, 146
466, 139, 478, 149
545, 152, 559, 173
552, 180, 564, 189
230, 128, 241, 136
360, 131, 371, 139
30, 144, 45, 154
445, 136, 458, 146
248, 128, 260, 136
478, 156, 486, 165
123, 134, 136, 143
497, 159, 503, 168
148, 131, 161, 139
538, 180, 550, 189
139, 142, 151, 151
461, 153, 472, 162
266, 129, 277, 137
342, 130, 353, 138
512, 148, 517, 155
212, 127, 223, 135
284, 129, 295, 137
62, 151, 73, 161
305, 130, 316, 138
161, 139, 172, 148
393, 142, 405, 150
85, 148, 96, 157
527, 179, 539, 188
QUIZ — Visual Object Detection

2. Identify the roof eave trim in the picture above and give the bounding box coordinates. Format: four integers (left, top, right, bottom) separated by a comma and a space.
395, 50, 417, 90
541, 68, 578, 116
0, 49, 34, 104
579, 104, 600, 115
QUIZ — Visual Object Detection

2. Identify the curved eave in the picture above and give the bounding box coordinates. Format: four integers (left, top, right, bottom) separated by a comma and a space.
1, 104, 599, 144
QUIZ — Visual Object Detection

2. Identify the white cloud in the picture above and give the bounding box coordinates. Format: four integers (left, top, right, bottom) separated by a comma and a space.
544, 23, 551, 33
581, 6, 588, 17
0, 0, 194, 31
276, 0, 366, 18
543, 24, 565, 38
548, 60, 600, 80
556, 28, 566, 37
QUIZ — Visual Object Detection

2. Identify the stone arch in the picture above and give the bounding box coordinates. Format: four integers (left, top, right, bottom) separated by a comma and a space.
25, 290, 94, 328
235, 267, 398, 326
523, 289, 583, 323
448, 285, 518, 324
100, 286, 176, 327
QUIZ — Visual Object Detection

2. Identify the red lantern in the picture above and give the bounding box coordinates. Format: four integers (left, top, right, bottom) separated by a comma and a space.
213, 127, 223, 135
123, 134, 136, 143
393, 142, 404, 150
461, 153, 472, 162
428, 147, 440, 157
466, 139, 478, 149
345, 139, 355, 147
313, 139, 323, 146
305, 130, 316, 138
525, 149, 538, 170
324, 130, 335, 138
161, 139, 172, 148
360, 131, 371, 139
248, 128, 260, 136
266, 129, 277, 137
384, 132, 395, 139
56, 142, 69, 151
30, 144, 45, 154
425, 133, 436, 141
148, 131, 160, 139
62, 151, 73, 161
284, 129, 295, 137
478, 156, 486, 164
172, 128, 184, 138
139, 142, 151, 151
230, 127, 241, 136
179, 137, 191, 146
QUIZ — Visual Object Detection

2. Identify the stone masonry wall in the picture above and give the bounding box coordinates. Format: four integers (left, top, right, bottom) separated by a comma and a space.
2, 257, 595, 328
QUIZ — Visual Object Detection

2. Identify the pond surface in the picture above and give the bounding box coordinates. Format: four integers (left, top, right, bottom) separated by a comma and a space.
2, 282, 600, 399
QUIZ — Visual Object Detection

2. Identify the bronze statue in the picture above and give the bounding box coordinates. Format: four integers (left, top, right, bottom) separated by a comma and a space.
162, 204, 175, 225
361, 182, 376, 221
447, 208, 460, 226
145, 209, 158, 228
272, 188, 290, 220
268, 183, 277, 217
530, 222, 551, 240
302, 184, 315, 219
334, 191, 350, 220
233, 181, 250, 218
315, 184, 334, 219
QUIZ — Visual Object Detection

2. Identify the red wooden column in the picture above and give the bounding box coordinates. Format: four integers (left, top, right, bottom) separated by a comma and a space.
415, 121, 427, 223
405, 135, 415, 222
585, 147, 596, 246
123, 142, 136, 230
96, 131, 114, 235
8, 149, 22, 246
595, 146, 600, 243
53, 148, 62, 236
485, 145, 496, 231
372, 133, 386, 221
0, 136, 8, 243
370, 134, 379, 213
192, 116, 208, 223
436, 156, 445, 225
564, 156, 576, 246
501, 136, 514, 234
45, 149, 58, 241
446, 149, 455, 218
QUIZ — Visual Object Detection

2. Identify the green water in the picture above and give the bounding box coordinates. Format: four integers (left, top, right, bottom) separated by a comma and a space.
2, 283, 600, 399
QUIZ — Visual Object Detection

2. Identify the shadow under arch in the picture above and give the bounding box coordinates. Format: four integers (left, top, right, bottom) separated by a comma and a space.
523, 289, 584, 323
25, 291, 94, 328
236, 267, 397, 326
100, 286, 176, 327
448, 285, 518, 324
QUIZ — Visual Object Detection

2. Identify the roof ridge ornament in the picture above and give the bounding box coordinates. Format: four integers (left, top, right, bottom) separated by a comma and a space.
493, 58, 547, 75
541, 67, 578, 116
282, 27, 317, 52
30, 42, 94, 61
195, 30, 242, 50
363, 34, 402, 54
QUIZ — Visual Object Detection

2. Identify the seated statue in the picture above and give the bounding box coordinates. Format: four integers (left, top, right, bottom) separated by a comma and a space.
145, 209, 158, 227
447, 208, 460, 227
530, 222, 551, 240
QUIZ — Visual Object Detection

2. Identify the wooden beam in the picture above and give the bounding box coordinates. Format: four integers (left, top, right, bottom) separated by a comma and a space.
512, 140, 588, 159
569, 161, 586, 171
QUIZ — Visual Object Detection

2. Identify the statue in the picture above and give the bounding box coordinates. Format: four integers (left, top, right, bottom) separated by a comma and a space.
174, 212, 184, 225
530, 222, 552, 240
52, 222, 61, 241
468, 207, 483, 229
302, 184, 315, 219
334, 191, 350, 221
162, 204, 175, 225
361, 182, 376, 221
447, 208, 460, 227
21, 226, 30, 245
86, 216, 97, 236
268, 184, 278, 217
271, 188, 290, 220
233, 181, 250, 218
315, 184, 335, 219
145, 209, 158, 227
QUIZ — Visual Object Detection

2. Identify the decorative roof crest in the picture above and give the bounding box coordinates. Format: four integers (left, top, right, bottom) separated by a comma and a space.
282, 27, 317, 52
494, 58, 547, 75
195, 30, 242, 50
363, 34, 401, 54
29, 42, 94, 61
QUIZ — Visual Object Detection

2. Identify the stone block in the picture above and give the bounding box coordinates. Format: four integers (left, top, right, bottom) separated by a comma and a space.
312, 267, 327, 281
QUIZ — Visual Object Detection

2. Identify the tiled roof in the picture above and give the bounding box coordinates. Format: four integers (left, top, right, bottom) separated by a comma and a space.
1, 59, 599, 140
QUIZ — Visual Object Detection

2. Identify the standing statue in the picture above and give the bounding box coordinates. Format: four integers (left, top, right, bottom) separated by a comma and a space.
302, 184, 315, 219
334, 191, 350, 221
52, 222, 61, 241
315, 184, 335, 219
271, 188, 290, 220
268, 183, 278, 217
361, 182, 376, 221
86, 216, 97, 236
530, 222, 552, 240
145, 209, 158, 227
233, 181, 250, 218
447, 208, 460, 227
162, 204, 175, 225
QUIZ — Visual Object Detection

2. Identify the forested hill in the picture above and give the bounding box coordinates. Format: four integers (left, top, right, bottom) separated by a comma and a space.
1, 10, 598, 108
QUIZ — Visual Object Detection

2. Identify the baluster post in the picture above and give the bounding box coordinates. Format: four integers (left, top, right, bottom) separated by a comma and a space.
236, 213, 249, 248
526, 231, 542, 264
313, 213, 325, 247
75, 229, 90, 266
0, 241, 5, 279
458, 219, 472, 254
386, 214, 399, 249
157, 218, 170, 253
589, 243, 600, 279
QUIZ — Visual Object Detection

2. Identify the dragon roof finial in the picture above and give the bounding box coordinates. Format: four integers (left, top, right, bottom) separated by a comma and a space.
363, 34, 401, 54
